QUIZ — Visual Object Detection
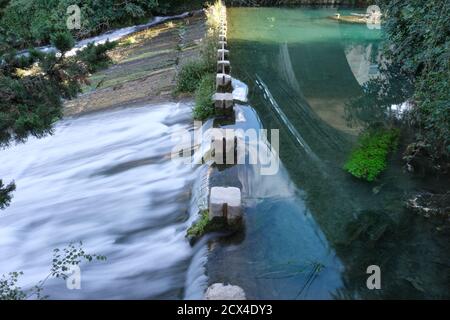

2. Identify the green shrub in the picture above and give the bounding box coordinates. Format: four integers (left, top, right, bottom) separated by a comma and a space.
344, 128, 400, 182
50, 31, 75, 53
175, 60, 210, 94
0, 179, 15, 210
0, 0, 159, 47
193, 73, 215, 120
76, 40, 117, 73
380, 0, 450, 167
174, 1, 221, 95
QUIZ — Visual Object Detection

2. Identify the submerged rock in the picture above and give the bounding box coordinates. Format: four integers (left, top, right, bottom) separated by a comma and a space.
204, 283, 246, 300
407, 192, 450, 218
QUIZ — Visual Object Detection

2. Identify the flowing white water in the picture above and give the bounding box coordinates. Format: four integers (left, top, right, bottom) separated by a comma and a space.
0, 102, 207, 299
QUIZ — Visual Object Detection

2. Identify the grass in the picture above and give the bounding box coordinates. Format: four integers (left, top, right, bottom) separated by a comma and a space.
344, 127, 400, 182
175, 60, 211, 94
174, 1, 223, 120
193, 73, 216, 120
119, 36, 137, 47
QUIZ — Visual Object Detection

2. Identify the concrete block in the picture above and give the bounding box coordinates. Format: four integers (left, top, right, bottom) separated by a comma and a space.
211, 132, 239, 165
216, 73, 232, 87
213, 92, 234, 109
217, 48, 229, 60
209, 187, 242, 223
218, 40, 227, 49
218, 42, 227, 51
217, 60, 231, 74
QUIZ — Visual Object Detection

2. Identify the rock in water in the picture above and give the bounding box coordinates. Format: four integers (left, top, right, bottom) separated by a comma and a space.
204, 283, 246, 300
407, 192, 450, 217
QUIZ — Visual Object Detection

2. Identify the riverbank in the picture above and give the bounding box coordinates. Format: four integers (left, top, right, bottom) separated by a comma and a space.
64, 11, 206, 116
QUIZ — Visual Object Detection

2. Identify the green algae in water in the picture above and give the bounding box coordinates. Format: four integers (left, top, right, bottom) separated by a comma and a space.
344, 128, 400, 182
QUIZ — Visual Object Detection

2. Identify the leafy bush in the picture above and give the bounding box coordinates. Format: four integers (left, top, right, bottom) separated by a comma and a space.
76, 40, 117, 72
411, 71, 450, 163
193, 74, 215, 120
344, 128, 400, 182
175, 1, 222, 121
50, 31, 75, 53
0, 242, 106, 300
0, 0, 159, 47
0, 180, 15, 210
379, 0, 450, 167
154, 0, 206, 15
175, 60, 210, 94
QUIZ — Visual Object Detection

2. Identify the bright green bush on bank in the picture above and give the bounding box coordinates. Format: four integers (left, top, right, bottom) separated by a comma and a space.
193, 74, 216, 120
175, 1, 224, 120
175, 60, 211, 94
344, 128, 400, 182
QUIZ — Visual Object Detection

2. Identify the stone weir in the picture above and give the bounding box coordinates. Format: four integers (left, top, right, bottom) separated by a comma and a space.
187, 2, 247, 300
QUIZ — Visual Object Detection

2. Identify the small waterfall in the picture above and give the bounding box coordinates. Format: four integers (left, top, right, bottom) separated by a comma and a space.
0, 102, 201, 299
183, 240, 209, 300
232, 78, 249, 103
182, 119, 217, 299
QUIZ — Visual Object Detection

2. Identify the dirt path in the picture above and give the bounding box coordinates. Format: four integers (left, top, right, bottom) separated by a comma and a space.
64, 12, 206, 116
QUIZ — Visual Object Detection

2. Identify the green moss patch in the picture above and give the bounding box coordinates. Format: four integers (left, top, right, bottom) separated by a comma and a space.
187, 210, 211, 238
344, 128, 400, 182
186, 210, 238, 245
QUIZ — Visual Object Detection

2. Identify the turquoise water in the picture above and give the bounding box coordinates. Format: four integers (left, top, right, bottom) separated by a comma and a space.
206, 7, 450, 299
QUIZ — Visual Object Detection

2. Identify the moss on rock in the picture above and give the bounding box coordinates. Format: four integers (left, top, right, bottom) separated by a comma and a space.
186, 210, 243, 245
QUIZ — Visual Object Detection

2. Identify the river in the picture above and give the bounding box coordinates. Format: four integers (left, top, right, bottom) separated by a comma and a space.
0, 6, 449, 300
206, 7, 450, 299
0, 103, 209, 299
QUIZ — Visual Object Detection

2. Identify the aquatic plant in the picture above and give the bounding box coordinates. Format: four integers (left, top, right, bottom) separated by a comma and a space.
187, 210, 211, 238
344, 128, 400, 182
186, 208, 239, 245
